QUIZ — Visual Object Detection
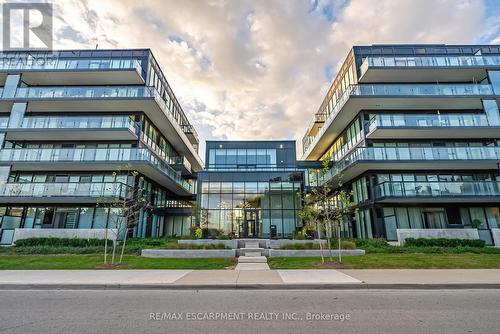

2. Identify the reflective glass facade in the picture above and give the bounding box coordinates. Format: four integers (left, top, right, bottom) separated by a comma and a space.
198, 141, 303, 238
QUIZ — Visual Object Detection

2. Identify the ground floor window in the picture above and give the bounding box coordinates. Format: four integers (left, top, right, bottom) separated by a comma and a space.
380, 206, 500, 241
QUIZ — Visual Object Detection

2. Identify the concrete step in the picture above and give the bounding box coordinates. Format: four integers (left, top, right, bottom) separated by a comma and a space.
244, 241, 260, 249
234, 263, 270, 270
243, 251, 262, 257
238, 256, 267, 263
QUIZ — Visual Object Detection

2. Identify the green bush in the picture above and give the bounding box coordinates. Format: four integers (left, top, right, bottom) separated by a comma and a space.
362, 246, 500, 254
340, 240, 356, 250
404, 238, 485, 248
354, 238, 388, 248
292, 232, 306, 240
0, 246, 105, 254
14, 237, 112, 248
281, 243, 317, 250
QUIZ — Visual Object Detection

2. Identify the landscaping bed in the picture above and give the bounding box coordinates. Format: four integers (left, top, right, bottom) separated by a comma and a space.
268, 253, 500, 269
0, 254, 236, 270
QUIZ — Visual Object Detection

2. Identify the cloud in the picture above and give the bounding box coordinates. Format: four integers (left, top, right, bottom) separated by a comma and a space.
44, 0, 500, 157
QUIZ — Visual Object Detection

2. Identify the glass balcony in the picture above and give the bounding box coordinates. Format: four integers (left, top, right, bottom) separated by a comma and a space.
11, 115, 139, 132
0, 117, 8, 128
316, 146, 500, 185
180, 124, 200, 144
0, 182, 130, 199
375, 181, 500, 199
0, 58, 142, 72
361, 55, 500, 74
367, 113, 493, 133
354, 84, 494, 96
8, 86, 198, 155
302, 83, 493, 155
13, 85, 153, 99
0, 148, 195, 194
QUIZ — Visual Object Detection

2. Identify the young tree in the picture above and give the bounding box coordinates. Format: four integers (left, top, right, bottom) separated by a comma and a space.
306, 155, 357, 263
298, 192, 325, 263
97, 165, 151, 265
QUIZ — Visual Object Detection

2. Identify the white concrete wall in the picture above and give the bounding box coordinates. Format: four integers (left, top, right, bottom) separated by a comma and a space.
491, 229, 500, 247
12, 228, 118, 245
396, 228, 480, 245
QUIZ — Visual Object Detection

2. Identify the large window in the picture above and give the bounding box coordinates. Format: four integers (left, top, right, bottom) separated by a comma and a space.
208, 148, 277, 169
198, 179, 302, 238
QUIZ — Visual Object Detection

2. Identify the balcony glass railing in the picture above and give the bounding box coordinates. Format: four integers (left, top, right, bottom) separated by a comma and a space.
367, 113, 494, 133
301, 83, 494, 155
4, 115, 138, 133
9, 86, 199, 153
0, 182, 130, 199
13, 85, 152, 99
375, 181, 500, 199
361, 55, 500, 75
0, 58, 142, 72
0, 148, 195, 194
314, 146, 500, 185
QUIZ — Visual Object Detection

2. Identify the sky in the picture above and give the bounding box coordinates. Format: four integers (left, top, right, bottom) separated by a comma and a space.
3, 0, 500, 158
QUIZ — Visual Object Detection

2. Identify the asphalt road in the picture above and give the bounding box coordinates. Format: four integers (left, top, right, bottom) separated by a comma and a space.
0, 289, 498, 334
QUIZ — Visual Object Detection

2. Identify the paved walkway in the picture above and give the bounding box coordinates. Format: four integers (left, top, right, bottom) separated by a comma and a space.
0, 269, 499, 289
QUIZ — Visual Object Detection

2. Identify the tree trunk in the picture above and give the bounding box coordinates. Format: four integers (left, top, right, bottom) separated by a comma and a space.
111, 238, 117, 265
337, 222, 342, 263
316, 221, 324, 264
119, 227, 129, 264
103, 227, 108, 264
326, 219, 333, 262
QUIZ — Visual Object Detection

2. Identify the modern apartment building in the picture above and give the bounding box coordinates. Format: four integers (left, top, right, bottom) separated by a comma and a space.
0, 49, 202, 244
2, 44, 500, 244
196, 141, 304, 239
301, 44, 500, 244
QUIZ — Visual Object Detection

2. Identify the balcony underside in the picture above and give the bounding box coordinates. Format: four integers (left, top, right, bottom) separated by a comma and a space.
5, 128, 138, 141
5, 161, 193, 197
336, 160, 500, 185
375, 196, 500, 204
0, 98, 203, 171
366, 126, 500, 140
0, 69, 144, 86
304, 96, 489, 160
359, 67, 490, 83
0, 196, 121, 204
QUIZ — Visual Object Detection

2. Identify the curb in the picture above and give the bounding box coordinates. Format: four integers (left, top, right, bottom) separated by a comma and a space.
1, 283, 500, 290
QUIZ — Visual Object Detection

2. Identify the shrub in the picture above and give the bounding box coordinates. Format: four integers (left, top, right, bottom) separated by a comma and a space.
340, 240, 356, 250
404, 238, 485, 248
354, 238, 388, 248
14, 237, 112, 248
292, 232, 306, 240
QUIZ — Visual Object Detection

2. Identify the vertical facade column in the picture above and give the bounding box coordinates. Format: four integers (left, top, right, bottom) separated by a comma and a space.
7, 102, 27, 128
1, 74, 21, 98
482, 99, 500, 126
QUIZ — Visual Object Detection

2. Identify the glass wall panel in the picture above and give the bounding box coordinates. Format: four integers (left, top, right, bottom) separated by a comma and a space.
78, 208, 94, 229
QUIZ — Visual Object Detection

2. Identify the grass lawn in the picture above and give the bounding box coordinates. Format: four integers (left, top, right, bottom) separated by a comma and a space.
0, 254, 236, 270
268, 253, 500, 269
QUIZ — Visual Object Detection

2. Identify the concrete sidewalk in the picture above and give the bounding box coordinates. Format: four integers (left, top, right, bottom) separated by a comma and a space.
0, 269, 499, 289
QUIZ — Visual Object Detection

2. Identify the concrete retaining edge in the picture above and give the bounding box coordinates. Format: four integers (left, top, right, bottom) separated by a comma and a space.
141, 249, 236, 258
268, 249, 365, 257
0, 283, 499, 290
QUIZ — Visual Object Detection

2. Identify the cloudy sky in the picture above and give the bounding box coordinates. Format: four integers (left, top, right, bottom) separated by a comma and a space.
7, 0, 500, 156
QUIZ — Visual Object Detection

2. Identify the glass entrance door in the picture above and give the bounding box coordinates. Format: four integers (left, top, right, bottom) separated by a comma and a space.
241, 209, 260, 238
